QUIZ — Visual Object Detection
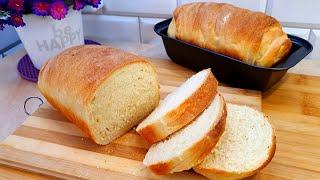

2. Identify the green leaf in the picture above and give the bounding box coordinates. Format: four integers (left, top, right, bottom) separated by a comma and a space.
65, 0, 73, 6
0, 10, 9, 20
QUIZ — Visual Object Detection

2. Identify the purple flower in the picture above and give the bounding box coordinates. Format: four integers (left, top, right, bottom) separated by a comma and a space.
50, 1, 68, 20
32, 0, 50, 16
1, 0, 106, 30
9, 13, 25, 27
0, 0, 8, 5
73, 0, 85, 10
86, 0, 101, 8
7, 0, 24, 13
0, 20, 5, 30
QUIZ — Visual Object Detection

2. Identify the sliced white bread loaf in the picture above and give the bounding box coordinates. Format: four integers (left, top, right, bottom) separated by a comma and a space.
194, 104, 276, 180
143, 94, 226, 175
136, 69, 218, 144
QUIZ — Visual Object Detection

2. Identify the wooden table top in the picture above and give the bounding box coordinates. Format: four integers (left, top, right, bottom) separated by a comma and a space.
0, 42, 319, 179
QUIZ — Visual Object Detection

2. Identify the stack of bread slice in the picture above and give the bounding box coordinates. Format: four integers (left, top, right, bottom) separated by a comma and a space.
136, 69, 276, 179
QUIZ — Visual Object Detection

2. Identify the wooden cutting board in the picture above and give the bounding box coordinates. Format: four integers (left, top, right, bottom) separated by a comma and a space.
0, 60, 262, 179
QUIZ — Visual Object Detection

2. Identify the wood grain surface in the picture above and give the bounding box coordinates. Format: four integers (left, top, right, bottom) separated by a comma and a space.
0, 60, 263, 179
261, 73, 320, 179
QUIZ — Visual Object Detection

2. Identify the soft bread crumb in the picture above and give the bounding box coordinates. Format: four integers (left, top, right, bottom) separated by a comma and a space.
195, 104, 274, 178
143, 94, 224, 173
90, 63, 159, 144
137, 69, 210, 130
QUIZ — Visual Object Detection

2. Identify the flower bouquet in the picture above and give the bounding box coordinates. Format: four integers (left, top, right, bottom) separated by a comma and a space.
0, 0, 102, 69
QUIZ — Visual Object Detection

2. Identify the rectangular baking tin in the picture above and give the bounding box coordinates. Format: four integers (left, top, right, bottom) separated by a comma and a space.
154, 18, 313, 91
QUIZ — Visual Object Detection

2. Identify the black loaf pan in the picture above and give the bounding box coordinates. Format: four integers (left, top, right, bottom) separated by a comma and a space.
154, 18, 313, 91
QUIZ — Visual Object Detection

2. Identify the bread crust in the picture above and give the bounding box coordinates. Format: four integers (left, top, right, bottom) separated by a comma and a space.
147, 95, 227, 175
137, 70, 218, 144
168, 2, 292, 68
41, 90, 95, 140
38, 45, 160, 145
193, 116, 276, 180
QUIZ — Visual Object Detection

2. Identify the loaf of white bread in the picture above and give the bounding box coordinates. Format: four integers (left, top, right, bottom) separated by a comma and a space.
137, 70, 276, 179
38, 45, 160, 145
168, 2, 292, 68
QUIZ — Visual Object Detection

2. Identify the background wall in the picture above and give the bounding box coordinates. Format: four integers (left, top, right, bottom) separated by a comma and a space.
1, 0, 320, 60
0, 26, 20, 60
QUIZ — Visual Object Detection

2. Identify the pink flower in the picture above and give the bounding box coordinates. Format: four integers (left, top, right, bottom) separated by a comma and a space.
9, 13, 25, 27
32, 1, 50, 16
73, 0, 85, 10
7, 0, 24, 13
50, 1, 68, 20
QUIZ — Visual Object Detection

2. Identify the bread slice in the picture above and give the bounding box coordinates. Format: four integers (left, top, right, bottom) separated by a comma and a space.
143, 94, 226, 175
136, 69, 218, 144
194, 104, 276, 179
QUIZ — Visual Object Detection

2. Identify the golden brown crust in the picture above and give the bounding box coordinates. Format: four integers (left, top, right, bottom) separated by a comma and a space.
149, 163, 173, 175
137, 123, 162, 144
39, 45, 150, 105
193, 117, 276, 180
41, 91, 95, 141
168, 2, 292, 68
38, 45, 159, 144
137, 70, 218, 144
147, 95, 226, 175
